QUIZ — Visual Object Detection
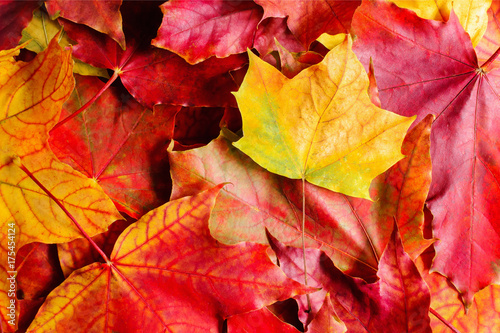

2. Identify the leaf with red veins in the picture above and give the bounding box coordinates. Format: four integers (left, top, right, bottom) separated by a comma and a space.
270, 224, 432, 333
253, 17, 304, 57
59, 18, 246, 108
227, 306, 301, 333
46, 0, 125, 49
169, 115, 432, 280
28, 186, 312, 332
416, 249, 500, 333
152, 0, 262, 64
0, 0, 40, 50
0, 37, 122, 332
58, 218, 135, 278
49, 75, 177, 218
352, 0, 500, 306
254, 0, 361, 48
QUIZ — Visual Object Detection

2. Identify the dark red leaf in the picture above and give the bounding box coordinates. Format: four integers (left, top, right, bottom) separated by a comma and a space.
0, 0, 39, 50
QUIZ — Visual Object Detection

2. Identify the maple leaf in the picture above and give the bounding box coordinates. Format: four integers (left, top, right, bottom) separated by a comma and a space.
0, 0, 39, 50
307, 295, 347, 333
233, 34, 415, 199
169, 114, 433, 279
152, 0, 263, 64
391, 0, 491, 46
269, 224, 432, 332
20, 8, 109, 78
59, 17, 246, 108
352, 0, 500, 306
49, 75, 176, 218
254, 0, 361, 48
475, 1, 500, 65
416, 249, 500, 333
45, 0, 125, 49
0, 37, 122, 331
28, 186, 312, 332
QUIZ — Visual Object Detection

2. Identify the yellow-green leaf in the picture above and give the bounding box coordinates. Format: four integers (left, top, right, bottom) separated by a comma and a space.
233, 35, 415, 199
391, 0, 491, 46
20, 9, 109, 78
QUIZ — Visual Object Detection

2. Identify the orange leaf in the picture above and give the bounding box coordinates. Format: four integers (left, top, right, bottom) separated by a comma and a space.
28, 186, 312, 332
0, 36, 122, 331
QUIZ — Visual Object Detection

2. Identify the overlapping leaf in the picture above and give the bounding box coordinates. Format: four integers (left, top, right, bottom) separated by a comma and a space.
352, 0, 500, 306
28, 186, 312, 332
391, 0, 491, 46
45, 0, 125, 49
152, 0, 263, 64
254, 0, 361, 48
270, 224, 432, 332
234, 35, 415, 199
169, 114, 432, 279
0, 0, 39, 50
227, 307, 301, 333
59, 18, 246, 108
0, 37, 122, 331
49, 75, 176, 218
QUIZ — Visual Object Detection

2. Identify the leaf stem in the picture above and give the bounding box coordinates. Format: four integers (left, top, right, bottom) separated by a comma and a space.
15, 158, 110, 263
481, 45, 500, 71
429, 307, 461, 333
51, 70, 119, 132
301, 176, 312, 313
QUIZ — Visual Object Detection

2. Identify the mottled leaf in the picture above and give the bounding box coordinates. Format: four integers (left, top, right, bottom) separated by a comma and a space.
234, 35, 414, 199
28, 186, 312, 332
152, 0, 262, 64
352, 0, 500, 306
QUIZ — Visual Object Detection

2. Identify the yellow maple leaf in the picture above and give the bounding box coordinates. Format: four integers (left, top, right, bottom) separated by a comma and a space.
233, 35, 415, 199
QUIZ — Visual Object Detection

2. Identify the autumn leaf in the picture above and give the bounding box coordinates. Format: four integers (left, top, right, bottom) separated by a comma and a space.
307, 295, 347, 333
169, 114, 432, 279
59, 17, 246, 108
391, 0, 491, 46
270, 224, 432, 332
152, 0, 263, 64
20, 8, 109, 78
254, 0, 361, 48
0, 37, 122, 331
475, 0, 500, 66
253, 17, 304, 57
45, 0, 125, 49
227, 307, 301, 333
352, 0, 500, 306
0, 0, 39, 51
28, 186, 312, 332
416, 249, 500, 333
233, 34, 415, 199
49, 75, 176, 218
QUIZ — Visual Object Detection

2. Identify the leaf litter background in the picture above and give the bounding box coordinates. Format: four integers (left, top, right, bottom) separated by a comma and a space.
0, 0, 499, 332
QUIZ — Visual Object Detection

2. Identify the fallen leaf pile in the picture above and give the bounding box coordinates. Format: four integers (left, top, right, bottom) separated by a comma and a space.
0, 0, 499, 332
